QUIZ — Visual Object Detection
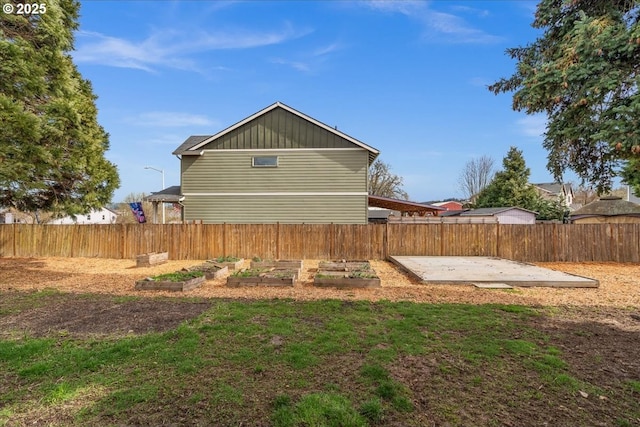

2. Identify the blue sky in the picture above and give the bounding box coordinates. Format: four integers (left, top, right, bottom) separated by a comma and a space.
73, 0, 562, 203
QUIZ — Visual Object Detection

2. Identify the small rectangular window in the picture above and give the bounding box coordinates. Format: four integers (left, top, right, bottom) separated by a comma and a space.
252, 156, 278, 167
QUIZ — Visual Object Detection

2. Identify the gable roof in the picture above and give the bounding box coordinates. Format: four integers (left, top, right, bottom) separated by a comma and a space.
172, 136, 212, 157
533, 182, 572, 195
570, 196, 640, 217
172, 102, 380, 164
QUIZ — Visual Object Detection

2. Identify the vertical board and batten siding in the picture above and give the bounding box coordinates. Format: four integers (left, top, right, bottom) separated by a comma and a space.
199, 107, 355, 151
181, 149, 368, 224
1, 223, 639, 263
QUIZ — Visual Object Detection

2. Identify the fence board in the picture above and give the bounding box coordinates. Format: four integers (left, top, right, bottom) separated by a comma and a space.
0, 223, 639, 263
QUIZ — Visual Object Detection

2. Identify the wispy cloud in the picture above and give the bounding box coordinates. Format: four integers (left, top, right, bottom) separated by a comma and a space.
361, 0, 502, 44
364, 0, 425, 15
130, 112, 216, 128
517, 115, 547, 138
449, 5, 490, 18
271, 41, 344, 73
74, 24, 310, 72
270, 58, 311, 72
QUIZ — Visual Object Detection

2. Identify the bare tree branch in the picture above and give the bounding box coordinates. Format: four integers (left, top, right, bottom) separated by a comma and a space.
368, 160, 409, 200
458, 156, 496, 200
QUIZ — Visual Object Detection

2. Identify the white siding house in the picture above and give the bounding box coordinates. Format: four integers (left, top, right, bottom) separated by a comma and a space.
49, 207, 118, 225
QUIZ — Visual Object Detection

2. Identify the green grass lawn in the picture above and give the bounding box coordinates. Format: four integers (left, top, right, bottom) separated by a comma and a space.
0, 292, 638, 426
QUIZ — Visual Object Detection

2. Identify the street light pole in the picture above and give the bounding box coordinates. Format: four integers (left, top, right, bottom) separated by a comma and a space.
144, 166, 165, 224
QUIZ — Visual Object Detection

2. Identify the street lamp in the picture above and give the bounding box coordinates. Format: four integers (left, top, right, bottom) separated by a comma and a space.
144, 166, 165, 224
144, 166, 165, 190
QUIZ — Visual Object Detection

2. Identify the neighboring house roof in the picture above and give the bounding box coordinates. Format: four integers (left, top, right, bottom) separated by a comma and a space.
439, 209, 468, 217
144, 186, 184, 203
103, 207, 119, 216
368, 195, 444, 215
569, 196, 640, 218
172, 101, 380, 164
533, 182, 572, 195
458, 207, 538, 216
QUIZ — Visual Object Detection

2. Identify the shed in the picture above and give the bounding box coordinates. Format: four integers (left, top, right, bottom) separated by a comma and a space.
449, 207, 537, 224
569, 196, 640, 224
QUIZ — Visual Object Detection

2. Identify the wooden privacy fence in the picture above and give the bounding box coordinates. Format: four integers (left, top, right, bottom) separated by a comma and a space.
0, 223, 638, 263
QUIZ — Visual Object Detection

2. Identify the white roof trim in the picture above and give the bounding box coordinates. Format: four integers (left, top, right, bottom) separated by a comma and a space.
187, 102, 379, 156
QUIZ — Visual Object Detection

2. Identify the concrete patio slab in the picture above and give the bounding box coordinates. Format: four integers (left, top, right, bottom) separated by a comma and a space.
388, 256, 598, 288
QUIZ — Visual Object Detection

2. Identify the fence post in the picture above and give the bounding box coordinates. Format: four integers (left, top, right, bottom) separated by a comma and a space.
383, 222, 388, 259
12, 224, 16, 257
496, 222, 500, 258
223, 222, 227, 256
276, 222, 280, 260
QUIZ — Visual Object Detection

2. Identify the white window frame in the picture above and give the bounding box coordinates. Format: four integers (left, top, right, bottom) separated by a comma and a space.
252, 156, 278, 167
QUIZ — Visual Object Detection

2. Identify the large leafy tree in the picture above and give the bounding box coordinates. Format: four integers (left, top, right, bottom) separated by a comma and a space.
1, 0, 119, 220
368, 159, 409, 200
489, 0, 640, 195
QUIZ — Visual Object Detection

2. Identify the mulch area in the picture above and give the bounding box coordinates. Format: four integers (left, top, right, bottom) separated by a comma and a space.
1, 256, 639, 337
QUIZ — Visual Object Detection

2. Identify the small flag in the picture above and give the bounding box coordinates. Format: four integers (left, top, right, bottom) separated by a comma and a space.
129, 202, 146, 224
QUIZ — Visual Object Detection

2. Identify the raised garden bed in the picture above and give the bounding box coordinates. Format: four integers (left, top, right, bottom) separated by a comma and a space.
185, 263, 229, 280
135, 271, 205, 292
313, 272, 381, 289
250, 259, 302, 276
227, 268, 296, 287
250, 259, 302, 269
314, 260, 380, 288
136, 252, 168, 268
206, 256, 243, 271
318, 260, 370, 272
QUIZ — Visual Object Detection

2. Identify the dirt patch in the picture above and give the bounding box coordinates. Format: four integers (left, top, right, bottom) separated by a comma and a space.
0, 291, 211, 338
387, 309, 640, 426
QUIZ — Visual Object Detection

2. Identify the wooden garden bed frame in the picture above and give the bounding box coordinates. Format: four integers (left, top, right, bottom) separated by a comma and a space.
186, 263, 229, 280
136, 252, 168, 268
207, 258, 244, 271
314, 260, 380, 288
227, 269, 296, 287
135, 275, 206, 291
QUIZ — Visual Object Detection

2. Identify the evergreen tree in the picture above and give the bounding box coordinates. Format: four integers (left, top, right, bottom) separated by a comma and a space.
1, 0, 119, 219
475, 147, 565, 220
489, 0, 640, 195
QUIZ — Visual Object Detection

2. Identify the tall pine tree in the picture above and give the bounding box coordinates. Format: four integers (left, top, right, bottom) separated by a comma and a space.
475, 147, 566, 220
1, 0, 119, 220
489, 0, 640, 195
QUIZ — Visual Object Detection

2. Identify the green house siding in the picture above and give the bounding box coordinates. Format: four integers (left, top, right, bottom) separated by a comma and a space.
183, 194, 368, 224
181, 149, 369, 224
199, 107, 355, 151
182, 149, 367, 193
